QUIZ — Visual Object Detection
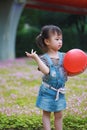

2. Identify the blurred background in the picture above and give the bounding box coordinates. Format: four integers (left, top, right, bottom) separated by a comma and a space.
16, 8, 87, 57
0, 1, 87, 61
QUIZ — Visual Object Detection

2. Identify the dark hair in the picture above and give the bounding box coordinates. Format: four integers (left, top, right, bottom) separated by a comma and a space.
36, 25, 62, 52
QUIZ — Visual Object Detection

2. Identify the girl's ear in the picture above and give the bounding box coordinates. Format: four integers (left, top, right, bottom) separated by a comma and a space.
44, 39, 50, 46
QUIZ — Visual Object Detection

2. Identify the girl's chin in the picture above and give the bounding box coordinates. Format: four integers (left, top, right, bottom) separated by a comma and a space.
57, 47, 61, 51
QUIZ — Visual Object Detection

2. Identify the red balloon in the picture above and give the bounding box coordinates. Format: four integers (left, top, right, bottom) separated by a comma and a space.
63, 49, 87, 75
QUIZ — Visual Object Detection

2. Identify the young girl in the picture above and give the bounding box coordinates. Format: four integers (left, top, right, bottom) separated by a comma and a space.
25, 25, 68, 130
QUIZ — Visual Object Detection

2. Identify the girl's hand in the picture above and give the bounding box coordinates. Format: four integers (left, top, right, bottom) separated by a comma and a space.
25, 49, 37, 59
25, 49, 49, 74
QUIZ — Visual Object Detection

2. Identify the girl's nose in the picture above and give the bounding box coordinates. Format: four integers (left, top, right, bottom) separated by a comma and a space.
58, 40, 62, 44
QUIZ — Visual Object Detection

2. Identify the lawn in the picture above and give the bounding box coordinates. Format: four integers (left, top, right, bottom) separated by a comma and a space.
0, 57, 87, 119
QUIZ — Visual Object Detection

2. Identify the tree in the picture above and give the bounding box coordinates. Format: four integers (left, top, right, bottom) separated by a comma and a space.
63, 15, 87, 50
16, 9, 87, 57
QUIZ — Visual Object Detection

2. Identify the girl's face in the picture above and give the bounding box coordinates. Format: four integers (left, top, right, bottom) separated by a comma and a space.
45, 32, 63, 51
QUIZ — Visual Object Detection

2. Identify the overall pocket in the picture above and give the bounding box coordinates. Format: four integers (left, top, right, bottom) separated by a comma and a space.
40, 84, 56, 97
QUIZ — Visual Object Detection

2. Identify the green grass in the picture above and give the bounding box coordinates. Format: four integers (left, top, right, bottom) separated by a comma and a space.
0, 58, 87, 118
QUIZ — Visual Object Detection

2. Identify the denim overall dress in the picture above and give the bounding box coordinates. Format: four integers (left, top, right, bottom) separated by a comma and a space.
36, 52, 67, 112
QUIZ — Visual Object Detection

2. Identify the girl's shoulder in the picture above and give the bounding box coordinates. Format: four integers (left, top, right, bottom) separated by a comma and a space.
40, 54, 49, 66
40, 54, 47, 61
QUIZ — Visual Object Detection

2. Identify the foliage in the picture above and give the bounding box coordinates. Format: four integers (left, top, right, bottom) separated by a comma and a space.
16, 26, 41, 57
63, 115, 87, 130
62, 15, 87, 50
16, 8, 87, 57
0, 114, 42, 130
0, 114, 87, 130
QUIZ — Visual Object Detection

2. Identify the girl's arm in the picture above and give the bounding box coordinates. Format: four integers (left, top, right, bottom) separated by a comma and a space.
25, 50, 49, 75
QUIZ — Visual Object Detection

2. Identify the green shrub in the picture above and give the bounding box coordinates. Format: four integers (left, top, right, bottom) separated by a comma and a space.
63, 115, 87, 130
0, 114, 42, 130
0, 114, 87, 130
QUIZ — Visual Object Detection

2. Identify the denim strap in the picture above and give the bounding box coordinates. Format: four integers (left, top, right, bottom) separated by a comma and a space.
44, 53, 53, 66
58, 52, 64, 66
44, 52, 64, 66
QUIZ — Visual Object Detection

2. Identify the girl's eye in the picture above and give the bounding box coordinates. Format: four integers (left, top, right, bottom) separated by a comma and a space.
56, 39, 62, 41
